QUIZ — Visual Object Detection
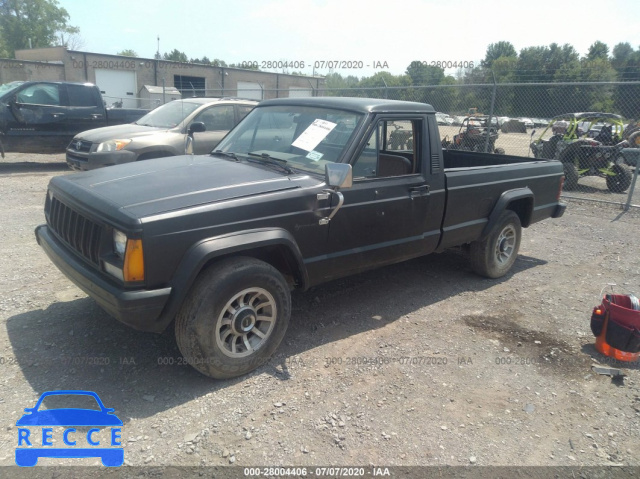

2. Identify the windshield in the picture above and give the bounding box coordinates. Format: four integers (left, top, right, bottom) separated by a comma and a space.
214, 105, 364, 175
0, 81, 25, 98
135, 100, 201, 128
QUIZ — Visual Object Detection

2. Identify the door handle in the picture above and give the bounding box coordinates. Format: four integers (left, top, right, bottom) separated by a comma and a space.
52, 113, 65, 119
90, 114, 103, 120
409, 185, 430, 199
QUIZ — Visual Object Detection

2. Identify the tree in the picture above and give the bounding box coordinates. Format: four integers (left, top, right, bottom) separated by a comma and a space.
117, 49, 137, 57
0, 0, 79, 56
57, 31, 83, 50
405, 61, 445, 85
0, 27, 8, 57
163, 49, 188, 62
210, 58, 227, 67
482, 41, 517, 68
587, 41, 609, 61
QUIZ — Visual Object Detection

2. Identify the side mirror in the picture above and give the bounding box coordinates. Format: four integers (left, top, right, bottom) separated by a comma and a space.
318, 163, 352, 225
185, 122, 206, 155
188, 121, 206, 136
325, 163, 352, 189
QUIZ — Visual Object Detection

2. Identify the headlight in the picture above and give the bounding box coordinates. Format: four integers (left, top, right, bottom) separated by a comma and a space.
113, 229, 127, 258
107, 229, 145, 282
96, 139, 131, 152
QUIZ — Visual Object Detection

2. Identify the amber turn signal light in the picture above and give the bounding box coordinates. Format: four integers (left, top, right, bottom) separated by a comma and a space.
123, 239, 144, 282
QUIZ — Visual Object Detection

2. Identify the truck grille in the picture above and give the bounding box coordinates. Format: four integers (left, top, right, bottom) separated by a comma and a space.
47, 197, 102, 265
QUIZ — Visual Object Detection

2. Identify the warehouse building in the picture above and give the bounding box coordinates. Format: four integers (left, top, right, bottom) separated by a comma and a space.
1, 47, 324, 108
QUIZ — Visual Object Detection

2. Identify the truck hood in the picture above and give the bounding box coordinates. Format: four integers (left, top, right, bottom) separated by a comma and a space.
50, 155, 314, 222
74, 124, 170, 143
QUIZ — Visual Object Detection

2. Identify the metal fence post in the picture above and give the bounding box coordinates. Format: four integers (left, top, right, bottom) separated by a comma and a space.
483, 74, 497, 153
624, 162, 640, 211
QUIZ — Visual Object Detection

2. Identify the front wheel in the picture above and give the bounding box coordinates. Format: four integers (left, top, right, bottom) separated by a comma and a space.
470, 210, 522, 279
606, 164, 631, 193
175, 257, 291, 379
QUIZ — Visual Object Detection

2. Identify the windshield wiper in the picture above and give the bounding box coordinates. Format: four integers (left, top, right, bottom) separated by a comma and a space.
247, 152, 293, 174
211, 150, 239, 161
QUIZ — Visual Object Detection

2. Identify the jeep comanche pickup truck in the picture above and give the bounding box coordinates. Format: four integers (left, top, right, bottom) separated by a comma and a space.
36, 97, 566, 379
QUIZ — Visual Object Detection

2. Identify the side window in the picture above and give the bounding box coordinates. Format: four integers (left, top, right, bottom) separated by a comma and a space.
66, 85, 98, 107
16, 84, 61, 106
194, 105, 235, 131
237, 105, 254, 122
352, 119, 419, 179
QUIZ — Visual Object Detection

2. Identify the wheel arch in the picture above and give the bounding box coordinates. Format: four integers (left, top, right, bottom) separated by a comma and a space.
154, 228, 307, 331
480, 188, 533, 240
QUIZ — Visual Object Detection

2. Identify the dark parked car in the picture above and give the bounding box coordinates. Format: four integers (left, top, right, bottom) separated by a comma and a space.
36, 97, 566, 379
0, 81, 147, 155
66, 98, 257, 170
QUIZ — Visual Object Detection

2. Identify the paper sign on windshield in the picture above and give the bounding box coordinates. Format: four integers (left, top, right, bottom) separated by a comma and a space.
292, 119, 337, 152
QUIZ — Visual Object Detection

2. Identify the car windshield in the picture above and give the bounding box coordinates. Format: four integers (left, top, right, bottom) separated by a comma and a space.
215, 105, 364, 175
135, 101, 202, 128
0, 81, 25, 98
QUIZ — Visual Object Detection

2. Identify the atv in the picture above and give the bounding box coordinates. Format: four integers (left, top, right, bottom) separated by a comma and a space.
441, 116, 505, 154
530, 112, 638, 193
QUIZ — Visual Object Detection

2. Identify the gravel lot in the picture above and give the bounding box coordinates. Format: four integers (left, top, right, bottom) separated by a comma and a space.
1, 154, 639, 477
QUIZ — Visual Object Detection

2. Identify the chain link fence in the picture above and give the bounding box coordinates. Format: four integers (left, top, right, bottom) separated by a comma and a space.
312, 81, 640, 209
98, 81, 640, 209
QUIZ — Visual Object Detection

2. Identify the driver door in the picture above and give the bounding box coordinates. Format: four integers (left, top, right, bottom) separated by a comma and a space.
319, 117, 439, 281
4, 83, 70, 153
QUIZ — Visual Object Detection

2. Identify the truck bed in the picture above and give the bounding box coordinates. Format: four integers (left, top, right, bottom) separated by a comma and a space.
443, 149, 540, 169
438, 149, 564, 250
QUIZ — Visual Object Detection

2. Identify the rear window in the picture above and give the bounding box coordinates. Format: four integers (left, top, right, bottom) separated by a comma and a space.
67, 85, 98, 107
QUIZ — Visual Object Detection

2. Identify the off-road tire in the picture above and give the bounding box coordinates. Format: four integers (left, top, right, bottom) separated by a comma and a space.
470, 210, 522, 279
562, 160, 579, 191
606, 164, 631, 193
175, 257, 291, 379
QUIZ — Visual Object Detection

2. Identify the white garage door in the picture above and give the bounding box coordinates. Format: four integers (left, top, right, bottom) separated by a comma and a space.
289, 87, 313, 97
237, 81, 263, 100
95, 69, 137, 108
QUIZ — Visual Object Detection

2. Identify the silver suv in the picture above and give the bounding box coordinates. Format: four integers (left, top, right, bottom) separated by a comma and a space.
66, 98, 257, 171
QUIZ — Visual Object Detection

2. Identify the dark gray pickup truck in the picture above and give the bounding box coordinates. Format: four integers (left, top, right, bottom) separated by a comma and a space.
36, 97, 566, 379
0, 81, 147, 155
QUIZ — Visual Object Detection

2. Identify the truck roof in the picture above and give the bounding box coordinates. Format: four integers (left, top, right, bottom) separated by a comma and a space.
259, 96, 435, 114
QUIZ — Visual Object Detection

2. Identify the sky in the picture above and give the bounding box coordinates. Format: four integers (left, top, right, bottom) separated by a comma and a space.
59, 0, 640, 78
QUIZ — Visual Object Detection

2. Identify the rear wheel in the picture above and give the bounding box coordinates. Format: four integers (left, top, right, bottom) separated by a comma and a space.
470, 210, 522, 279
175, 257, 291, 379
606, 164, 631, 193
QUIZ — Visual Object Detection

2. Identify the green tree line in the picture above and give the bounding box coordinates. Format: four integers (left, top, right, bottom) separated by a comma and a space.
324, 41, 640, 119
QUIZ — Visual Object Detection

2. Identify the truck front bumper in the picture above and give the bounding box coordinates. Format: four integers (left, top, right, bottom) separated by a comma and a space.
35, 224, 172, 333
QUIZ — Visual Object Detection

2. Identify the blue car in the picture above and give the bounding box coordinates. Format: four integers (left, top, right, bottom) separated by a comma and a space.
16, 390, 123, 467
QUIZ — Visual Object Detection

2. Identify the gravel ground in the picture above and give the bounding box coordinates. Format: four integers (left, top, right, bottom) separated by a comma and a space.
0, 154, 639, 478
